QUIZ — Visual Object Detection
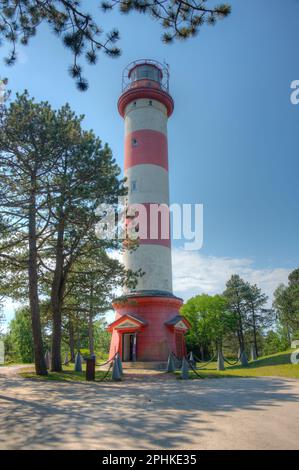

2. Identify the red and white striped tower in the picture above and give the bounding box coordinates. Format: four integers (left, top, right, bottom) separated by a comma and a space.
108, 60, 190, 363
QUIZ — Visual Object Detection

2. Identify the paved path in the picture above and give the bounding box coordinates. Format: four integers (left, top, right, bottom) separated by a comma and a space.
0, 366, 298, 450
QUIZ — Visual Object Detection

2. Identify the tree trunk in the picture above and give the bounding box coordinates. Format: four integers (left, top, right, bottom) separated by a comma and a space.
200, 345, 204, 361
69, 321, 75, 362
28, 182, 47, 376
51, 300, 63, 371
238, 309, 245, 352
287, 327, 292, 345
252, 308, 259, 357
88, 285, 95, 356
236, 327, 243, 354
51, 223, 65, 372
217, 339, 225, 371
88, 312, 94, 356
76, 323, 80, 352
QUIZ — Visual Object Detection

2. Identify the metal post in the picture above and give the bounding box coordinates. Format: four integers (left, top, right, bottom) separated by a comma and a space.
240, 350, 248, 367
74, 352, 82, 372
116, 352, 123, 375
181, 357, 189, 380
166, 353, 176, 372
63, 352, 69, 365
112, 358, 122, 381
189, 351, 195, 365
44, 351, 51, 370
217, 348, 225, 371
250, 344, 257, 361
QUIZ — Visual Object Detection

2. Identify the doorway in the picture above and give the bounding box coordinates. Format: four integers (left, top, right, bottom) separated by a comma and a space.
175, 330, 185, 359
122, 333, 136, 362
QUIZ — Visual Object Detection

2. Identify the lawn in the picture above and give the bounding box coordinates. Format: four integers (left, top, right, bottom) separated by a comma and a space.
21, 363, 112, 382
15, 349, 299, 381
184, 350, 299, 380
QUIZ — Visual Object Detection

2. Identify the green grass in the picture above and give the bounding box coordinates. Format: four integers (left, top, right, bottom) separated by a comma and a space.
20, 363, 112, 383
0, 361, 23, 366
183, 350, 299, 380
15, 350, 299, 381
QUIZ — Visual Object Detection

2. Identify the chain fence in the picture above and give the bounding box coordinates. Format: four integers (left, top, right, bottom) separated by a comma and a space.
189, 352, 218, 369
96, 360, 114, 382
185, 356, 204, 378
222, 352, 242, 366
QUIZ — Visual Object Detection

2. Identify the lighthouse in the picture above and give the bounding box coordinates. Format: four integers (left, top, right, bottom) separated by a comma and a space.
108, 60, 190, 363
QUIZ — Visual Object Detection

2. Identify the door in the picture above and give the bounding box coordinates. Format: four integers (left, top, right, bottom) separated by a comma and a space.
122, 333, 137, 361
175, 331, 184, 359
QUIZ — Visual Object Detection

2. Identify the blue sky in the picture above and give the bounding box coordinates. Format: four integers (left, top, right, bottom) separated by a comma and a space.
1, 0, 298, 323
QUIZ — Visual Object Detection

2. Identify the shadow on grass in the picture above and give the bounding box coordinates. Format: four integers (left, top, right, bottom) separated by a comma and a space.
21, 369, 112, 383
186, 351, 297, 379
244, 352, 292, 368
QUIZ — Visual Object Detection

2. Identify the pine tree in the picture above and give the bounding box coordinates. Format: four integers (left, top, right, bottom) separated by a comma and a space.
0, 92, 66, 375
223, 275, 249, 354
273, 268, 299, 340
0, 1, 230, 89
244, 283, 272, 357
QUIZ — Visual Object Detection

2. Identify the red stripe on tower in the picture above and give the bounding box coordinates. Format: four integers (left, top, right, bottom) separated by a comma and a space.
124, 130, 168, 171
125, 202, 171, 248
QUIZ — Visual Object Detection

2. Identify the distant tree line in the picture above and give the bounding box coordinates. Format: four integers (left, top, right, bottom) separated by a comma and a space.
181, 270, 299, 360
3, 305, 111, 364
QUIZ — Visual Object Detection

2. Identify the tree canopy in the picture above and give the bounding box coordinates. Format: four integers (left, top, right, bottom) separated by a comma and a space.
0, 92, 136, 373
0, 0, 231, 89
273, 268, 299, 340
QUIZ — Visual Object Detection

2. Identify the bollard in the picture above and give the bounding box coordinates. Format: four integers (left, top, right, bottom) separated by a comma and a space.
250, 344, 257, 361
240, 350, 248, 367
44, 351, 51, 370
166, 353, 176, 373
217, 349, 225, 371
189, 351, 195, 365
116, 353, 123, 375
112, 358, 122, 381
181, 357, 189, 380
63, 352, 69, 365
74, 352, 82, 372
86, 357, 95, 381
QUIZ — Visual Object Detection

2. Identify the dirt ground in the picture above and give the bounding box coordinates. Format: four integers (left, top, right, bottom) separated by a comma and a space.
0, 365, 298, 450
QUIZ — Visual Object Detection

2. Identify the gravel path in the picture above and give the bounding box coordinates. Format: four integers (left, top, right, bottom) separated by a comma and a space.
0, 366, 298, 450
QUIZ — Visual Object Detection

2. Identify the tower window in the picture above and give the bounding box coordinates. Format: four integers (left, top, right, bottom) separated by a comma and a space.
131, 137, 138, 147
131, 180, 137, 192
149, 100, 153, 106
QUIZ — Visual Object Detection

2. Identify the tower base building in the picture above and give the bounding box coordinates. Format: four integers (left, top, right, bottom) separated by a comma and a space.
108, 60, 190, 362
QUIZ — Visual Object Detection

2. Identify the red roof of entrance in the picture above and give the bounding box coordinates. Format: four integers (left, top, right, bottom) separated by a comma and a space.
107, 313, 148, 332
164, 315, 191, 331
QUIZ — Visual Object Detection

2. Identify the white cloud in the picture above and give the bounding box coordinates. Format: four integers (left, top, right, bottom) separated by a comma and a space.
172, 248, 291, 305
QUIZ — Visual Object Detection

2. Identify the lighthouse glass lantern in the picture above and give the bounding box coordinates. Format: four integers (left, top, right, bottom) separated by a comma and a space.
107, 60, 190, 363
